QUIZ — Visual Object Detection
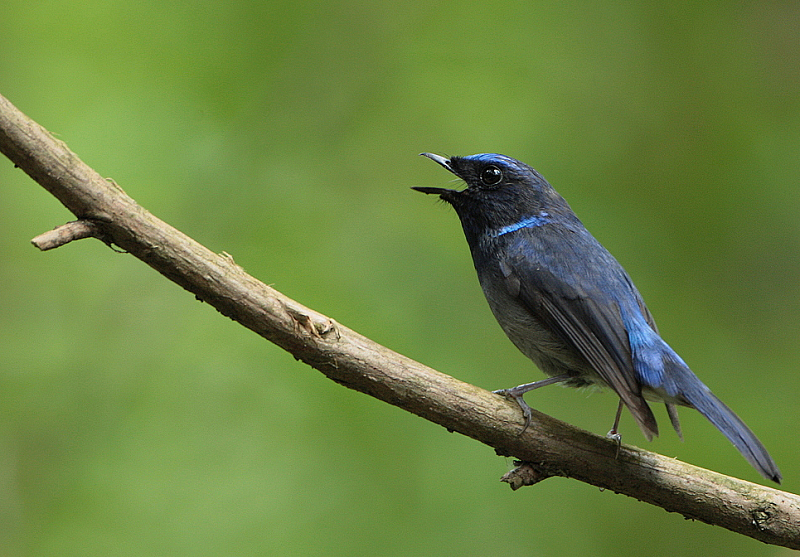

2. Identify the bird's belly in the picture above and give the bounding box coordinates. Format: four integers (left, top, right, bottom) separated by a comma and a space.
482, 290, 605, 388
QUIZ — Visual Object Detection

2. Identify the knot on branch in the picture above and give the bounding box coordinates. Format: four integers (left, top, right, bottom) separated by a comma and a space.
501, 461, 554, 490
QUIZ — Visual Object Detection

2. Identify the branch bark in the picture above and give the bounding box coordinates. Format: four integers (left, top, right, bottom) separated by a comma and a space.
2, 92, 798, 549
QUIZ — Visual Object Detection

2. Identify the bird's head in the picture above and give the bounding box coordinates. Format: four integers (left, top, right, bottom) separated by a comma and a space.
413, 153, 571, 238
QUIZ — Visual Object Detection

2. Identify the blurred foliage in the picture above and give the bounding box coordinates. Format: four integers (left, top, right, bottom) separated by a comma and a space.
2, 1, 799, 555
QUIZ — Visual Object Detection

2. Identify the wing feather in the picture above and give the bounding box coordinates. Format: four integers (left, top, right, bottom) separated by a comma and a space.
502, 233, 659, 439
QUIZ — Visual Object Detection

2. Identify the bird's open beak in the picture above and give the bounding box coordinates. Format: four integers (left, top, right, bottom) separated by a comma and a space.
413, 153, 457, 195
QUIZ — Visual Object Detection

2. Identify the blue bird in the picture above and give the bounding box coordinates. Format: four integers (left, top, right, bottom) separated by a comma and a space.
414, 152, 781, 483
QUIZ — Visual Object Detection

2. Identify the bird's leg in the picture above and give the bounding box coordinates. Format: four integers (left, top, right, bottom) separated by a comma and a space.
494, 374, 572, 434
606, 400, 624, 457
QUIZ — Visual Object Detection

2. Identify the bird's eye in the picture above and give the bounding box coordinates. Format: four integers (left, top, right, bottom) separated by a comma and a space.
480, 165, 503, 186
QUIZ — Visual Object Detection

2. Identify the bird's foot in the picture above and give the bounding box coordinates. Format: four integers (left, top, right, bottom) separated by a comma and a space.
493, 375, 572, 435
605, 429, 622, 458
494, 388, 534, 435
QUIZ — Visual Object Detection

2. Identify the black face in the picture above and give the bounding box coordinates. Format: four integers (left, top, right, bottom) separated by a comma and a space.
414, 152, 568, 238
415, 153, 539, 193
415, 152, 549, 201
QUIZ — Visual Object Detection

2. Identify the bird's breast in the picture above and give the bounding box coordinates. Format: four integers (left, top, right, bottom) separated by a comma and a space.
475, 261, 602, 387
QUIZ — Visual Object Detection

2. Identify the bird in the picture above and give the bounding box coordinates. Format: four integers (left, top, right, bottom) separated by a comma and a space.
413, 152, 781, 483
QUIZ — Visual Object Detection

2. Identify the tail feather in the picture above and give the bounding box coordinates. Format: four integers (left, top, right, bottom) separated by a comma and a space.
665, 402, 683, 441
623, 392, 659, 441
673, 369, 782, 483
623, 303, 780, 482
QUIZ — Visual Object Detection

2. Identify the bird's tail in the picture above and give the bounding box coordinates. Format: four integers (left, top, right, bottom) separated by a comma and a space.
666, 356, 782, 483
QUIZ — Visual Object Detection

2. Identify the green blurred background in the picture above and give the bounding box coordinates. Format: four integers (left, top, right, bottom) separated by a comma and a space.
2, 1, 799, 555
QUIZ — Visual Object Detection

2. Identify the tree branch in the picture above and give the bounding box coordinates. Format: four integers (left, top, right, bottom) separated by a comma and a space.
2, 92, 798, 549
31, 219, 104, 250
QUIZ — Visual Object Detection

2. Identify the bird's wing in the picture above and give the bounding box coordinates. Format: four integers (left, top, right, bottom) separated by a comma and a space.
501, 234, 659, 439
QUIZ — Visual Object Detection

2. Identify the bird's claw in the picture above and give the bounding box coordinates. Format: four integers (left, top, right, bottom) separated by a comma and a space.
606, 429, 622, 458
494, 388, 533, 435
